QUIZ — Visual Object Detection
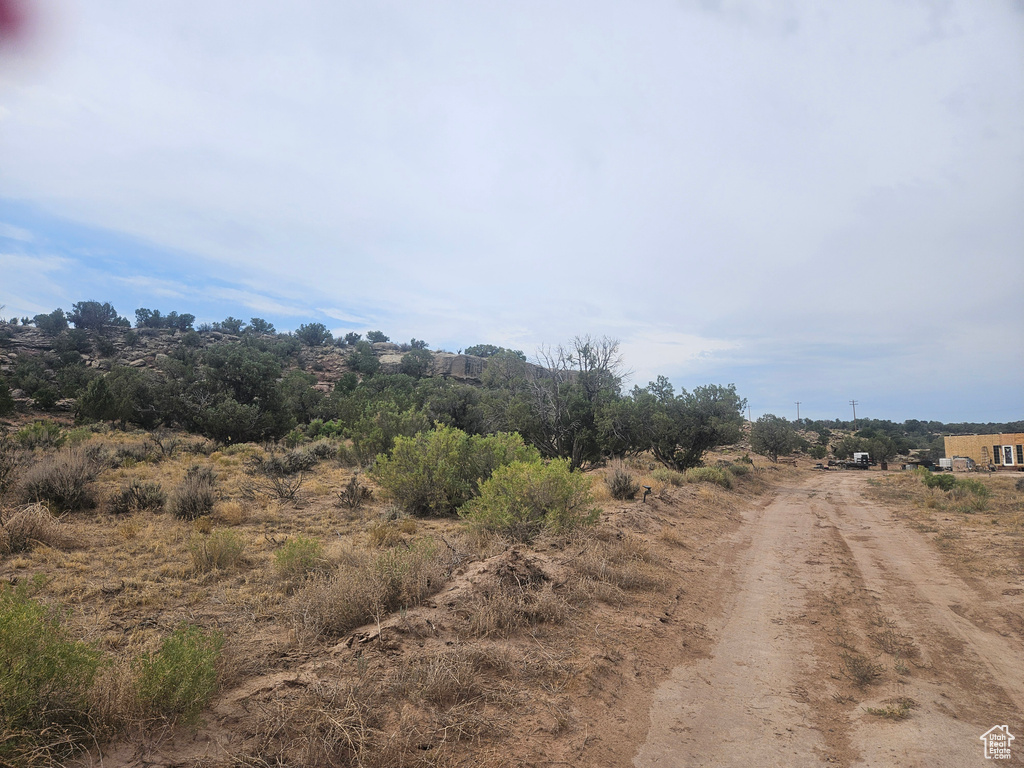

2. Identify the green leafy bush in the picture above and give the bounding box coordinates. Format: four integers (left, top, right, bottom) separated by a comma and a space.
461, 459, 598, 540
19, 448, 98, 512
15, 420, 65, 450
725, 462, 751, 476
650, 466, 685, 486
920, 471, 956, 491
0, 582, 102, 760
275, 535, 328, 582
136, 624, 223, 723
684, 466, 733, 489
170, 465, 218, 519
371, 426, 539, 516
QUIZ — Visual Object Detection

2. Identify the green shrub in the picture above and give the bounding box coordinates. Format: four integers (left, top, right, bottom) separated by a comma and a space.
109, 480, 166, 515
955, 478, 989, 499
651, 466, 685, 486
606, 464, 640, 500
275, 536, 327, 582
0, 582, 102, 760
19, 448, 98, 512
170, 465, 218, 520
461, 459, 598, 541
921, 472, 956, 491
726, 462, 751, 476
371, 426, 539, 516
190, 529, 246, 572
684, 466, 733, 489
136, 624, 223, 724
15, 420, 65, 450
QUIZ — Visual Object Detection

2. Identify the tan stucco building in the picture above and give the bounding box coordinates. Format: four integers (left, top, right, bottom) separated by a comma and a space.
943, 433, 1024, 469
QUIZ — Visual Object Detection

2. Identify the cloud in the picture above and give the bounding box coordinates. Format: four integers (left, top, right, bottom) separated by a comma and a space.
0, 1, 1021, 421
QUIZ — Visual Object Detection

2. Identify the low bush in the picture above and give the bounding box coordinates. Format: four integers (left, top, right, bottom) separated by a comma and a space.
109, 479, 166, 515
0, 582, 102, 762
0, 504, 68, 554
170, 464, 218, 520
920, 471, 956, 491
371, 426, 539, 516
190, 529, 246, 572
293, 540, 448, 639
14, 420, 65, 450
1016, 477, 1024, 493
136, 624, 223, 724
461, 459, 599, 541
275, 535, 328, 582
684, 466, 733, 489
650, 466, 685, 486
725, 462, 751, 477
0, 437, 24, 496
19, 448, 98, 512
605, 464, 640, 500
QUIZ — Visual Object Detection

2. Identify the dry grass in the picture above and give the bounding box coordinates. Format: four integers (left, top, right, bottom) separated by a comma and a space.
0, 503, 70, 554
0, 433, 763, 767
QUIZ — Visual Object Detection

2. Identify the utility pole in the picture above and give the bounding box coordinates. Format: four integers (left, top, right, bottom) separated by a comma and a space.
747, 406, 752, 423
849, 400, 858, 425
795, 401, 801, 421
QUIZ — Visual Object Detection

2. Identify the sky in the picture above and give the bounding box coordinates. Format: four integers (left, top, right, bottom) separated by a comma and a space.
1, 0, 1022, 424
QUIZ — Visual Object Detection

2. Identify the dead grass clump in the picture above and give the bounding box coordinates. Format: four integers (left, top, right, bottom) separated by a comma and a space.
0, 437, 25, 496
572, 531, 662, 597
108, 479, 166, 515
294, 541, 449, 639
18, 448, 98, 512
367, 520, 405, 548
0, 503, 69, 553
189, 529, 246, 572
464, 550, 570, 637
605, 462, 640, 500
239, 680, 383, 768
169, 464, 217, 520
214, 499, 248, 525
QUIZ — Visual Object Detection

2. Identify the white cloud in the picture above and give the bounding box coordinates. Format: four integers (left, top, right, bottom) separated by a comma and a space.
1, 0, 1021, 420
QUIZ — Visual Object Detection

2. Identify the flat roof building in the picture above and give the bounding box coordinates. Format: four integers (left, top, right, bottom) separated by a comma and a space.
943, 433, 1024, 470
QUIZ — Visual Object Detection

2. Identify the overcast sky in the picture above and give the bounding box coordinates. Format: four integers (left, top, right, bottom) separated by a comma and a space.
1, 0, 1022, 423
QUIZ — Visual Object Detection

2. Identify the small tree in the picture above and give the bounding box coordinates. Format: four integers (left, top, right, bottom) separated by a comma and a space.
410, 338, 428, 350
750, 414, 796, 463
32, 309, 68, 336
215, 317, 246, 334
68, 301, 129, 331
366, 330, 390, 343
295, 322, 333, 347
343, 332, 362, 346
348, 341, 379, 376
400, 348, 433, 378
246, 317, 276, 335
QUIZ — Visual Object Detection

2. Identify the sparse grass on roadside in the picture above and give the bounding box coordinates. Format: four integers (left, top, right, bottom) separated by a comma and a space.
864, 696, 917, 720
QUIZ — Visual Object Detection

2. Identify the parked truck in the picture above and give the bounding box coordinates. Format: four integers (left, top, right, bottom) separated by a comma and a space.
829, 452, 873, 470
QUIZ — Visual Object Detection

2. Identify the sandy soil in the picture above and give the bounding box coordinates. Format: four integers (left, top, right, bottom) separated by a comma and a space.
633, 472, 1023, 767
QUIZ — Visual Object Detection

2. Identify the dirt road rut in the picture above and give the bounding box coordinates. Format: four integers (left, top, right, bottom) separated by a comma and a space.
634, 472, 1023, 767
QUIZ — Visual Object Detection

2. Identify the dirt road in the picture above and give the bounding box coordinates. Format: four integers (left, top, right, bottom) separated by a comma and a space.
633, 472, 1023, 767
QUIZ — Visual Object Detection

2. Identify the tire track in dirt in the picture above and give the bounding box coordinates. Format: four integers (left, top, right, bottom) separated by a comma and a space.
633, 477, 835, 767
633, 473, 1024, 768
818, 474, 1023, 767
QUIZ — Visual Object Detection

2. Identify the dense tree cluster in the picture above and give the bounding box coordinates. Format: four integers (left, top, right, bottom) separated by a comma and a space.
9, 300, 999, 468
